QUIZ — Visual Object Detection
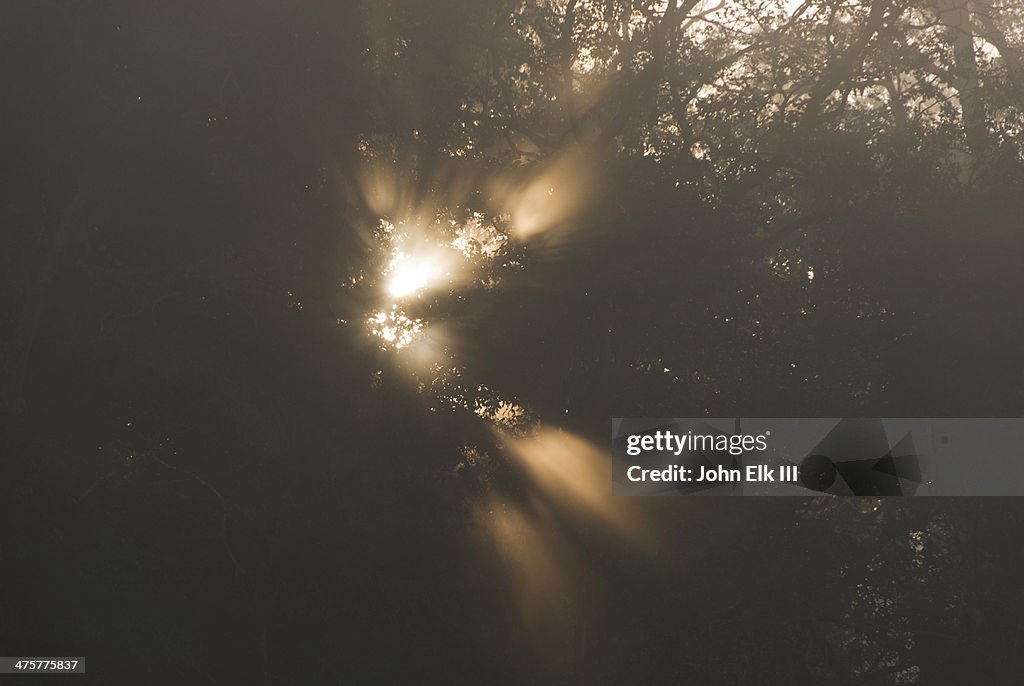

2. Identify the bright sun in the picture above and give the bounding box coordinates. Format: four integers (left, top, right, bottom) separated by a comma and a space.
386, 252, 444, 298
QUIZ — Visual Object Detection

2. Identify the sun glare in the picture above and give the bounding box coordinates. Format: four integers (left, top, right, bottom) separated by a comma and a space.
362, 212, 512, 351
386, 251, 444, 298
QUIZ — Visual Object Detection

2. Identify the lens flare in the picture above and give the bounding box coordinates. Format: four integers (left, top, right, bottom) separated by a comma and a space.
503, 429, 650, 547
493, 147, 600, 245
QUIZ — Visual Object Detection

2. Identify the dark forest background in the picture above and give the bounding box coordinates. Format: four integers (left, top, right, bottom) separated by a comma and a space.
3, 0, 1024, 683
